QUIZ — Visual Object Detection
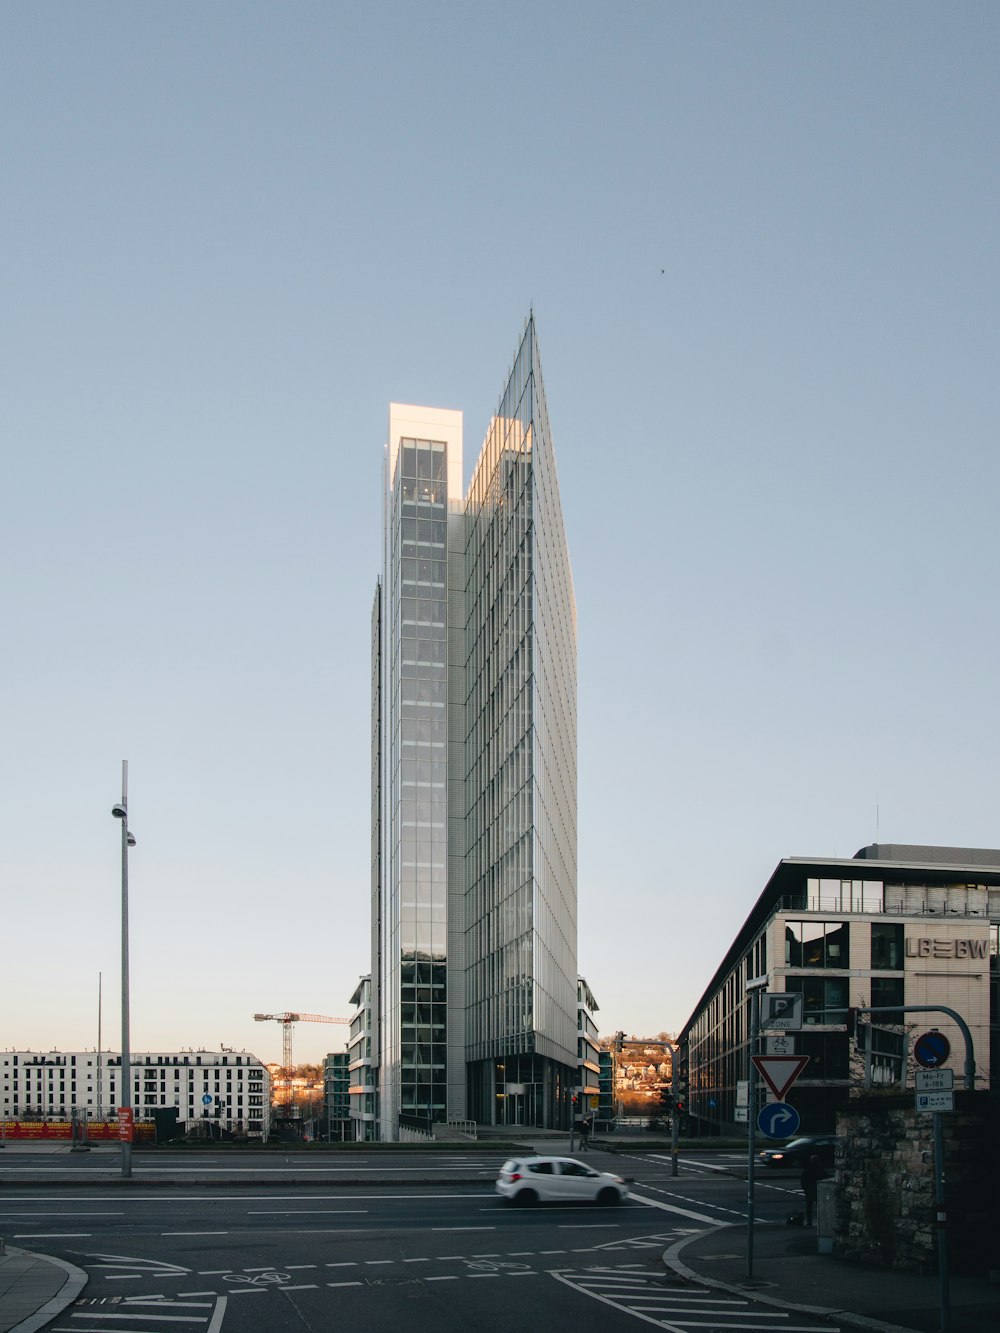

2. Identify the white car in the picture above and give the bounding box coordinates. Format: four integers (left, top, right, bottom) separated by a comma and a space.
495, 1155, 629, 1206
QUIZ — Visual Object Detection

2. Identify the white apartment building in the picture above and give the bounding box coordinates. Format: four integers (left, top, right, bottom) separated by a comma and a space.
2, 1049, 271, 1139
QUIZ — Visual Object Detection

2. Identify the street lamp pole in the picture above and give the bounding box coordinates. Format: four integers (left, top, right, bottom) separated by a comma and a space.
112, 761, 136, 1180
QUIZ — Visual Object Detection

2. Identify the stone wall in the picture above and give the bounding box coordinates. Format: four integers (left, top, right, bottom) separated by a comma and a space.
834, 1091, 998, 1274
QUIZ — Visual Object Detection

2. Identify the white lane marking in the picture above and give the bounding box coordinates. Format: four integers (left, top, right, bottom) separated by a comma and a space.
432, 1226, 495, 1232
282, 1285, 318, 1291
628, 1191, 729, 1224
425, 1276, 458, 1282
285, 1264, 317, 1269
364, 1260, 394, 1265
62, 1314, 213, 1323
104, 1276, 143, 1281
467, 1273, 500, 1279
0, 1211, 124, 1217
247, 1209, 368, 1215
508, 1271, 537, 1277
559, 1224, 619, 1229
324, 1262, 358, 1267
124, 1300, 213, 1308
161, 1232, 227, 1237
402, 1258, 429, 1263
227, 1288, 267, 1296
327, 1281, 362, 1288
14, 1232, 91, 1238
177, 1292, 216, 1297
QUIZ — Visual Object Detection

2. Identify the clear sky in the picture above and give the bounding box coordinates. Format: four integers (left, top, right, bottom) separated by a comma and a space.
4, 3, 998, 1067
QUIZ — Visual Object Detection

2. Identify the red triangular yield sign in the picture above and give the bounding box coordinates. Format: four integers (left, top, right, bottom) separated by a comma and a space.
751, 1054, 810, 1100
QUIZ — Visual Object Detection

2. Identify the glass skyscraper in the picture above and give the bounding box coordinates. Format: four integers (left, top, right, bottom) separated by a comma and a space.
372, 318, 577, 1138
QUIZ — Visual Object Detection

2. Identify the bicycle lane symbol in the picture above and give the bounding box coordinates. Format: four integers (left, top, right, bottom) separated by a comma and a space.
462, 1258, 531, 1274
224, 1271, 293, 1287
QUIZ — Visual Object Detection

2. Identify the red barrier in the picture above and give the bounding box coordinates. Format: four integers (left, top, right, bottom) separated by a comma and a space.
1, 1120, 154, 1142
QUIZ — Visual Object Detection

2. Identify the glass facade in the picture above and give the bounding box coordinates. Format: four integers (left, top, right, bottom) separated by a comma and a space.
378, 417, 460, 1139
372, 321, 578, 1138
463, 320, 578, 1125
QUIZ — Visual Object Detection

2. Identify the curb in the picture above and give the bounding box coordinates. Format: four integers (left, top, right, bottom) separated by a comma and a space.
661, 1227, 923, 1333
6, 1247, 88, 1333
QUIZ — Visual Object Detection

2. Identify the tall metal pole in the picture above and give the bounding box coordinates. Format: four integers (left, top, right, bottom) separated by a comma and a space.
97, 971, 103, 1121
746, 986, 761, 1279
670, 1041, 679, 1177
934, 1111, 950, 1332
119, 761, 132, 1180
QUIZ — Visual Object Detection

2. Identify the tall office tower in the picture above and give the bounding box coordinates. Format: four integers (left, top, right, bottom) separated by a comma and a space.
372, 317, 577, 1139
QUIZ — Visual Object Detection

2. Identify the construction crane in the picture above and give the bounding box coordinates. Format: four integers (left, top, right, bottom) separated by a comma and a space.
253, 1012, 350, 1074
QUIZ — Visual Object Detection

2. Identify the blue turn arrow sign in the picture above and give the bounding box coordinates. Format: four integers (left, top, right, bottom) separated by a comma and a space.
757, 1101, 801, 1139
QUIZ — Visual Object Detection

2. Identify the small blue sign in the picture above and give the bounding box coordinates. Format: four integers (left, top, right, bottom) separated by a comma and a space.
202, 1094, 213, 1105
757, 1101, 801, 1139
914, 1031, 950, 1069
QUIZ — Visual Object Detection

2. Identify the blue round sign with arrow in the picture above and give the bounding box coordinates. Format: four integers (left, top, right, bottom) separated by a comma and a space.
757, 1101, 801, 1139
914, 1031, 950, 1069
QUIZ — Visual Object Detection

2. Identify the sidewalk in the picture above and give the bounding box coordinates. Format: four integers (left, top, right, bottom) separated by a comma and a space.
664, 1220, 1000, 1333
0, 1245, 87, 1333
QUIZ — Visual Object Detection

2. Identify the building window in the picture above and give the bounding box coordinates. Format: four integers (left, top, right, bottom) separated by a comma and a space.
785, 976, 849, 1024
870, 976, 904, 1024
785, 921, 850, 969
871, 923, 903, 970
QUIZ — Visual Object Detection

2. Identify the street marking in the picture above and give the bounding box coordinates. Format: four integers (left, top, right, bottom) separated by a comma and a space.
14, 1232, 91, 1238
628, 1191, 727, 1223
161, 1231, 227, 1237
327, 1282, 362, 1288
425, 1275, 458, 1282
432, 1226, 495, 1232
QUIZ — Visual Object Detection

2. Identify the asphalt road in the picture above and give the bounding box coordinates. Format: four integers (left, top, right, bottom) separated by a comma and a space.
1, 1149, 836, 1332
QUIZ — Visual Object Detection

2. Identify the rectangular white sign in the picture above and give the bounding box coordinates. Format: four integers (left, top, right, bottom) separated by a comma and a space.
760, 993, 803, 1031
765, 1035, 796, 1056
915, 1090, 954, 1113
915, 1069, 954, 1092
736, 1080, 749, 1107
735, 1107, 748, 1123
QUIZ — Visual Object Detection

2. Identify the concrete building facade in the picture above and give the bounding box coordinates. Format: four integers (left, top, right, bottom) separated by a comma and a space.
678, 845, 1000, 1135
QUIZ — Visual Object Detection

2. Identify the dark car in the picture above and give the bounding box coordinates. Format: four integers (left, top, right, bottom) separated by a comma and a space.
757, 1134, 838, 1169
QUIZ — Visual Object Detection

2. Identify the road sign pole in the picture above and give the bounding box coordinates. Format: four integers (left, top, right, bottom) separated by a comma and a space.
933, 1111, 950, 1332
746, 986, 761, 1280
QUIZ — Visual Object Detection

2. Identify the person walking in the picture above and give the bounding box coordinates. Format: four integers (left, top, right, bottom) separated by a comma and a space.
800, 1154, 827, 1226
579, 1115, 592, 1150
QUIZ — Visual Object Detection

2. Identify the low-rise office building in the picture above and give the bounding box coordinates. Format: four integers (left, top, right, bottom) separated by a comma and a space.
1, 1048, 271, 1139
577, 978, 601, 1119
678, 845, 1000, 1134
347, 976, 378, 1141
